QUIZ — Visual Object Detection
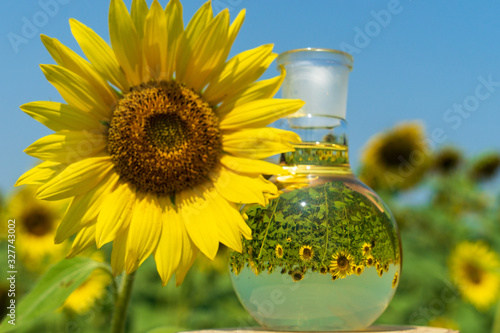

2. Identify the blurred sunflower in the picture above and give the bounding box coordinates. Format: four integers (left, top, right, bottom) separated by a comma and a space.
6, 186, 69, 272
469, 152, 500, 182
392, 271, 399, 288
365, 255, 375, 267
354, 265, 364, 276
299, 245, 313, 261
275, 244, 284, 258
427, 317, 459, 331
16, 0, 303, 286
432, 146, 462, 175
62, 252, 112, 313
360, 122, 429, 191
361, 242, 371, 256
449, 241, 500, 310
291, 268, 304, 282
330, 250, 354, 279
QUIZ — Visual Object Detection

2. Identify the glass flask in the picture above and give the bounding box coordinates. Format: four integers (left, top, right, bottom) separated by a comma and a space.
229, 48, 402, 331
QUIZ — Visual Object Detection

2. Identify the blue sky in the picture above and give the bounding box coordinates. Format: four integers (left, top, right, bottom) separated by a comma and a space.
1, 0, 500, 194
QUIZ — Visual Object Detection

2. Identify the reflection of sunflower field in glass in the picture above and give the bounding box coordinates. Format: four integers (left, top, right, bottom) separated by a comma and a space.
330, 250, 354, 279
15, 0, 304, 286
229, 180, 401, 282
299, 245, 313, 261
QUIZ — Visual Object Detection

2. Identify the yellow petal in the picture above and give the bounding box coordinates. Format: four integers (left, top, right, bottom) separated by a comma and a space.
36, 156, 114, 200
40, 64, 110, 119
69, 19, 129, 92
143, 0, 168, 80
96, 181, 135, 248
111, 229, 128, 276
20, 101, 102, 132
182, 10, 229, 91
55, 197, 89, 244
202, 8, 245, 85
109, 0, 145, 85
223, 128, 301, 159
208, 190, 246, 252
41, 35, 118, 107
227, 9, 245, 49
203, 44, 276, 105
220, 99, 305, 130
220, 154, 286, 176
175, 1, 212, 82
210, 166, 277, 206
216, 66, 285, 117
178, 188, 219, 260
154, 197, 182, 286
66, 224, 97, 258
164, 0, 183, 79
231, 201, 252, 240
15, 161, 62, 187
24, 131, 107, 163
131, 0, 149, 39
125, 193, 162, 273
175, 221, 198, 286
55, 172, 119, 243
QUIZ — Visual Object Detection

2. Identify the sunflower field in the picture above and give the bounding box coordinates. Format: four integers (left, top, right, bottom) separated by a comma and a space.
1, 120, 499, 333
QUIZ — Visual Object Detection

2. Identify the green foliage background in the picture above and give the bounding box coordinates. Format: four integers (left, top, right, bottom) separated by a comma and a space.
1, 144, 500, 333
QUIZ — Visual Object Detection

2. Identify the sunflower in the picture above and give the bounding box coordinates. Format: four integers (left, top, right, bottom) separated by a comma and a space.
432, 147, 462, 175
6, 186, 69, 272
275, 244, 284, 258
361, 242, 371, 256
248, 260, 260, 275
354, 265, 364, 276
62, 252, 112, 313
15, 0, 304, 286
365, 255, 375, 267
360, 122, 429, 191
469, 152, 500, 182
330, 250, 354, 279
299, 245, 313, 261
291, 268, 304, 282
449, 241, 500, 310
427, 317, 460, 330
392, 271, 399, 288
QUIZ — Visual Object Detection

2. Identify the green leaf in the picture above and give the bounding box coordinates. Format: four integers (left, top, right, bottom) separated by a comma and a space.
0, 257, 110, 332
334, 201, 345, 209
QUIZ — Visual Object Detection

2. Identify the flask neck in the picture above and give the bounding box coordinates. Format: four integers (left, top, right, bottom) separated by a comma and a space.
276, 48, 353, 173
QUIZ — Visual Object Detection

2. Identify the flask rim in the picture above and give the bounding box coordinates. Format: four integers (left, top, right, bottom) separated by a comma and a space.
277, 48, 354, 70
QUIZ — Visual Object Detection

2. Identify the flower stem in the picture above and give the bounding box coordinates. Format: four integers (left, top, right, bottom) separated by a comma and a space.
110, 271, 136, 333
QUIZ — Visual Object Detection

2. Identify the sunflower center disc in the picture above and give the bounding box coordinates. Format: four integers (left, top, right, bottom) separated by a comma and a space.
337, 257, 349, 269
22, 205, 53, 237
464, 262, 482, 285
379, 139, 414, 167
108, 81, 222, 195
